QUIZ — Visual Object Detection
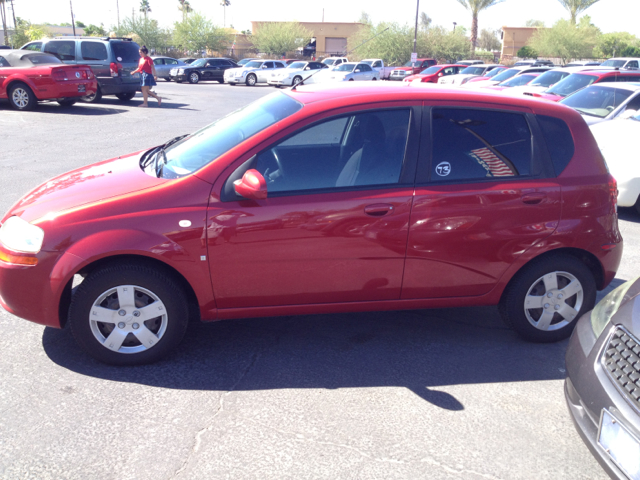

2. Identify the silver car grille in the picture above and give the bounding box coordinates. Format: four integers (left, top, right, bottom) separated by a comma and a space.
602, 326, 640, 411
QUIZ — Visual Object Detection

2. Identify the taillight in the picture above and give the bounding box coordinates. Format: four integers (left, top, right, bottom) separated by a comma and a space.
609, 176, 618, 213
110, 62, 123, 77
52, 69, 67, 81
86, 69, 94, 80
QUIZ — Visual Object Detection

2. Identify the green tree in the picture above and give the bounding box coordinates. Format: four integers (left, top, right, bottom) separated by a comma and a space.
621, 45, 640, 57
11, 17, 49, 47
173, 12, 229, 54
112, 15, 169, 49
455, 0, 504, 54
477, 28, 501, 50
420, 12, 432, 31
557, 0, 601, 24
421, 25, 472, 62
75, 20, 86, 28
347, 22, 413, 64
528, 16, 600, 64
251, 22, 312, 55
525, 19, 545, 27
594, 31, 639, 57
517, 45, 538, 58
83, 23, 107, 37
139, 0, 151, 20
358, 11, 372, 25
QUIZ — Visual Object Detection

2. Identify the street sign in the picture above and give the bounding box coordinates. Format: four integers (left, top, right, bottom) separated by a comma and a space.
411, 52, 417, 63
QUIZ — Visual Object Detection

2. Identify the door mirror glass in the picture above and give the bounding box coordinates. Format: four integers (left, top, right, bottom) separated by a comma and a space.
234, 169, 268, 199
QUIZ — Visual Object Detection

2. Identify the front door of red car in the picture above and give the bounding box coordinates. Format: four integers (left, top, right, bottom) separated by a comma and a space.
208, 106, 421, 308
401, 106, 561, 299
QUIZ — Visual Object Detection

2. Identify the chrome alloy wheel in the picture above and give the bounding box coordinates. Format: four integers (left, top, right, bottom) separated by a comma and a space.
12, 87, 30, 108
89, 285, 168, 354
189, 72, 199, 83
524, 271, 583, 331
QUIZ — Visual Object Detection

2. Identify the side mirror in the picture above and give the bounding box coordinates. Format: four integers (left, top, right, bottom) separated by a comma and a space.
262, 65, 268, 69
355, 69, 361, 72
233, 169, 268, 200
438, 72, 443, 77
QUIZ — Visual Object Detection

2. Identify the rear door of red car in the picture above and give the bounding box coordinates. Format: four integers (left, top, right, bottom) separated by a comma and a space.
401, 104, 561, 299
208, 103, 421, 309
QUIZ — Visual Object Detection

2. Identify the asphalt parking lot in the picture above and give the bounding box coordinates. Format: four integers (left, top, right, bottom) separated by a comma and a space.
1, 81, 638, 479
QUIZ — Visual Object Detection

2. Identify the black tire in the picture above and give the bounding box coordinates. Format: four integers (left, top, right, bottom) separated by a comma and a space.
68, 264, 189, 365
246, 73, 257, 86
372, 77, 377, 81
115, 92, 136, 101
634, 195, 640, 215
8, 83, 37, 111
81, 85, 102, 103
57, 99, 77, 107
188, 72, 200, 84
216, 79, 224, 83
499, 254, 596, 343
292, 76, 302, 86
348, 78, 355, 81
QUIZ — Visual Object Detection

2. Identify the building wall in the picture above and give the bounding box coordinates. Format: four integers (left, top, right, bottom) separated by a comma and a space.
501, 27, 541, 58
0, 26, 85, 47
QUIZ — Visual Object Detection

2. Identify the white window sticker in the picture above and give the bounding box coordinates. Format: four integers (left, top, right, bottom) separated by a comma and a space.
435, 162, 451, 176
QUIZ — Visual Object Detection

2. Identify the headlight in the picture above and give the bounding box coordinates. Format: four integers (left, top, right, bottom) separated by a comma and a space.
177, 69, 184, 74
0, 216, 45, 253
591, 278, 639, 336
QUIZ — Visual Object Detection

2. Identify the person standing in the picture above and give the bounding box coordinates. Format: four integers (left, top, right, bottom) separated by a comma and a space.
131, 46, 161, 108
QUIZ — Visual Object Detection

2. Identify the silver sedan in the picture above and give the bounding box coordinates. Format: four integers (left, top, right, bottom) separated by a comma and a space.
151, 56, 189, 81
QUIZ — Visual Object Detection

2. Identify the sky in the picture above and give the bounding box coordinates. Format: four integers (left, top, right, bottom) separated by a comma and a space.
6, 0, 640, 37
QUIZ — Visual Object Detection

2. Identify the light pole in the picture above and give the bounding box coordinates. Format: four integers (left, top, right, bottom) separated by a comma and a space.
69, 0, 76, 36
412, 0, 420, 65
453, 22, 457, 32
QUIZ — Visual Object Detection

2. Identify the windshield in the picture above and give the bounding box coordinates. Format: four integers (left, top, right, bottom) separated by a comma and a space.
560, 86, 633, 118
237, 58, 253, 66
485, 68, 504, 78
404, 61, 417, 67
420, 66, 441, 75
322, 59, 336, 65
160, 92, 302, 179
190, 59, 206, 67
461, 66, 486, 75
546, 73, 598, 96
601, 59, 626, 68
335, 63, 355, 72
529, 70, 568, 87
361, 60, 373, 66
288, 62, 306, 69
491, 68, 519, 83
244, 61, 263, 69
500, 74, 537, 87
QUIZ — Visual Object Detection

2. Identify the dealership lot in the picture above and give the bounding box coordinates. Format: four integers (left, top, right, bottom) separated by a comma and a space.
2, 82, 639, 479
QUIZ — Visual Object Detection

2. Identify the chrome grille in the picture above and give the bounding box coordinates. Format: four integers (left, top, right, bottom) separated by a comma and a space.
603, 326, 640, 411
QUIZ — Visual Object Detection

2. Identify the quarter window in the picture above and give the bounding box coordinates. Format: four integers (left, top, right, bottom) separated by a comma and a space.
431, 108, 532, 182
24, 42, 42, 51
81, 42, 108, 61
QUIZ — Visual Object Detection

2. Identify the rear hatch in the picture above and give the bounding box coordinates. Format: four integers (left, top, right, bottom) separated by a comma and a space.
110, 41, 140, 85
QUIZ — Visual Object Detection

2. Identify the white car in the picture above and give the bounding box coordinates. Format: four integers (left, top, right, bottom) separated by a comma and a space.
224, 59, 287, 86
321, 57, 348, 69
600, 57, 640, 69
310, 62, 379, 83
590, 110, 640, 210
438, 64, 503, 86
560, 83, 640, 125
267, 61, 328, 87
462, 65, 552, 88
502, 66, 601, 96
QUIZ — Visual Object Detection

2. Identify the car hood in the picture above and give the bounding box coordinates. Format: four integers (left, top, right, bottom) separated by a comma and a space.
392, 67, 413, 71
5, 151, 167, 224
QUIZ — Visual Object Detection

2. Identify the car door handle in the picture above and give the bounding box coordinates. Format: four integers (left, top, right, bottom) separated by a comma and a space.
521, 193, 546, 205
364, 204, 394, 216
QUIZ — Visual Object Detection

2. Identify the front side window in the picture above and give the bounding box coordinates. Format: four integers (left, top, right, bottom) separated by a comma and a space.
373, 61, 382, 68
23, 42, 42, 51
431, 108, 532, 182
248, 109, 411, 194
81, 42, 108, 61
44, 41, 76, 61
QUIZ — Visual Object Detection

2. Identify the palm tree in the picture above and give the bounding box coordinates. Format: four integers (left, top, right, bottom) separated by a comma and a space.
0, 0, 9, 46
557, 0, 601, 24
178, 0, 192, 21
139, 0, 151, 20
456, 0, 504, 54
220, 0, 230, 28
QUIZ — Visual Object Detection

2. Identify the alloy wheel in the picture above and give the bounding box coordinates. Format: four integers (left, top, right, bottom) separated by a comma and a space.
12, 88, 29, 109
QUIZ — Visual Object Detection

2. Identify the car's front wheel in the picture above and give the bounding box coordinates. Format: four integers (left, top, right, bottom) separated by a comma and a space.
69, 264, 189, 365
246, 74, 257, 86
9, 83, 37, 111
499, 254, 596, 342
189, 72, 200, 84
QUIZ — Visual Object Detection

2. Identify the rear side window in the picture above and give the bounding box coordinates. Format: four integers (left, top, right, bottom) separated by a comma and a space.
536, 115, 575, 175
431, 108, 532, 182
81, 42, 108, 61
165, 58, 178, 65
23, 42, 42, 51
111, 42, 140, 63
44, 41, 76, 61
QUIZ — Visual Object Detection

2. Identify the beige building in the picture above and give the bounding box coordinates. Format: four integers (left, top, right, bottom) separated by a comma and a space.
251, 21, 364, 55
501, 26, 542, 59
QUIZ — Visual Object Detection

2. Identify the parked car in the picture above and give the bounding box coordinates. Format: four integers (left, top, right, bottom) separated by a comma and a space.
20, 36, 140, 103
389, 58, 437, 81
565, 275, 640, 480
531, 69, 640, 102
483, 72, 541, 91
235, 57, 259, 66
169, 57, 238, 84
179, 57, 196, 64
437, 64, 504, 86
0, 84, 622, 365
281, 58, 298, 65
600, 57, 640, 69
403, 64, 467, 83
225, 59, 287, 86
560, 83, 640, 125
456, 59, 485, 66
310, 62, 379, 82
590, 109, 640, 209
565, 61, 602, 67
514, 59, 555, 67
321, 57, 348, 68
361, 58, 395, 80
151, 56, 188, 81
461, 65, 508, 84
0, 49, 97, 110
462, 66, 553, 88
503, 66, 602, 97
267, 60, 327, 87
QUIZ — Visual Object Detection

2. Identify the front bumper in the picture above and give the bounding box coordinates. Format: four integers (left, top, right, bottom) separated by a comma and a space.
226, 76, 246, 84
268, 79, 291, 86
169, 75, 187, 82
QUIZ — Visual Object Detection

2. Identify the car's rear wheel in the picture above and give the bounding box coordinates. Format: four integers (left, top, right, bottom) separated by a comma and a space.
115, 92, 136, 101
57, 99, 77, 107
9, 83, 37, 111
246, 74, 257, 86
499, 254, 596, 342
81, 85, 102, 103
69, 264, 189, 365
189, 72, 200, 84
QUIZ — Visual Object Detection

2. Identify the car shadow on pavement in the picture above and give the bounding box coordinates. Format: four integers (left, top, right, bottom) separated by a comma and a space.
618, 207, 640, 224
42, 305, 572, 411
33, 103, 129, 116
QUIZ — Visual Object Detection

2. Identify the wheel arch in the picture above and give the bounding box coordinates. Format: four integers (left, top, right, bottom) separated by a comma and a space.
6, 78, 40, 99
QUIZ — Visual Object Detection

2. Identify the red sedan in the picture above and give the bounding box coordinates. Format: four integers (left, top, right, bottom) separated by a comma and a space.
0, 84, 622, 365
403, 64, 467, 83
528, 69, 640, 102
0, 49, 97, 110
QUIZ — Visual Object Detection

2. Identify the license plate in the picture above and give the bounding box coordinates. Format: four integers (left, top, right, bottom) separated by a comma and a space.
598, 409, 640, 480
77, 85, 86, 92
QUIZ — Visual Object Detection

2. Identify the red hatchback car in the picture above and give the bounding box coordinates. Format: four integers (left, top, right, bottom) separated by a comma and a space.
403, 64, 467, 83
0, 84, 622, 365
0, 49, 97, 110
